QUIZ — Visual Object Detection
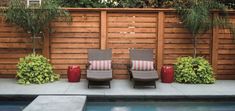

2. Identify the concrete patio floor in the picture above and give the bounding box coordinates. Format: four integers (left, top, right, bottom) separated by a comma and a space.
0, 79, 235, 96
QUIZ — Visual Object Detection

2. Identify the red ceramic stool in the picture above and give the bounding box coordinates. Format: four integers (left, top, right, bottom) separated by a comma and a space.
67, 66, 81, 82
161, 65, 174, 83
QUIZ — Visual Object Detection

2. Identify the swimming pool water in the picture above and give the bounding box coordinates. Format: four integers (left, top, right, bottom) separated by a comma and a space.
0, 101, 31, 111
86, 101, 235, 111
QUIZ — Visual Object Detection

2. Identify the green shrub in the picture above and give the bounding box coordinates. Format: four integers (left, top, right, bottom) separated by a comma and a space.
216, 0, 235, 9
161, 0, 190, 8
174, 57, 215, 84
16, 54, 60, 84
56, 0, 116, 8
115, 0, 158, 8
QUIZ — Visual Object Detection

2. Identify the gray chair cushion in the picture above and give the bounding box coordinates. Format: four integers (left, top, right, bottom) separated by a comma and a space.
129, 49, 153, 61
131, 70, 158, 81
87, 70, 112, 81
88, 49, 112, 61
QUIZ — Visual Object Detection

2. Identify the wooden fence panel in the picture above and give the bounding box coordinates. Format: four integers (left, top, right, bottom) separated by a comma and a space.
0, 17, 42, 77
0, 9, 235, 79
107, 12, 157, 79
50, 12, 100, 78
217, 13, 235, 79
163, 12, 212, 65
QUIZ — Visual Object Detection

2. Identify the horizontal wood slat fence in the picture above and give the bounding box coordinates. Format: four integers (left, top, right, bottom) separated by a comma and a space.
0, 8, 235, 79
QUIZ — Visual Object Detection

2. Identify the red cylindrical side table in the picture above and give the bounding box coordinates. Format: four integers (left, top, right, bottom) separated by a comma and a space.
67, 66, 81, 82
161, 65, 174, 83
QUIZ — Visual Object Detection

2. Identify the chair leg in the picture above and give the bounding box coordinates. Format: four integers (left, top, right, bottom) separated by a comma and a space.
88, 81, 90, 89
109, 81, 111, 88
133, 82, 136, 88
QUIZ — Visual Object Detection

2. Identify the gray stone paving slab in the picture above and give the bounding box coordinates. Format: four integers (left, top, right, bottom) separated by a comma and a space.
18, 80, 70, 95
23, 96, 86, 111
0, 79, 235, 96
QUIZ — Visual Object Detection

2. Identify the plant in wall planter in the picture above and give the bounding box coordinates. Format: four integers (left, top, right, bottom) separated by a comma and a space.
5, 0, 71, 84
16, 54, 60, 84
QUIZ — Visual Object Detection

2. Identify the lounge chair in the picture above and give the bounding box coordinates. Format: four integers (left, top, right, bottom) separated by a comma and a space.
86, 49, 112, 88
128, 49, 158, 88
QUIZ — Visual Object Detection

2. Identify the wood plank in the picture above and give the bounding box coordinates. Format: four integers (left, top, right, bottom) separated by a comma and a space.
108, 33, 156, 38
70, 13, 100, 17
218, 65, 235, 69
108, 16, 156, 22
51, 44, 99, 48
53, 64, 86, 70
51, 59, 87, 64
43, 28, 50, 59
164, 44, 209, 49
0, 65, 17, 69
108, 44, 156, 48
113, 75, 129, 79
164, 39, 210, 44
0, 54, 28, 58
157, 12, 164, 75
100, 11, 107, 50
165, 33, 211, 39
211, 13, 219, 74
50, 33, 99, 38
53, 28, 99, 33
216, 75, 235, 80
218, 60, 235, 65
108, 28, 156, 33
0, 38, 31, 42
164, 49, 209, 54
108, 13, 156, 17
0, 59, 19, 64
108, 22, 156, 28
51, 22, 100, 27
51, 54, 87, 59
108, 39, 156, 44
51, 38, 99, 43
50, 49, 87, 54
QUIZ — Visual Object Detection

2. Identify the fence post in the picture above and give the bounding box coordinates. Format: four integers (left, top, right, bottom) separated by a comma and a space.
100, 11, 107, 50
157, 12, 165, 76
212, 12, 219, 75
43, 28, 50, 59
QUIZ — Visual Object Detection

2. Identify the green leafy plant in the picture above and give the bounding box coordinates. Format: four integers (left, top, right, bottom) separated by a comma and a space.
174, 57, 215, 84
16, 54, 60, 84
174, 0, 235, 57
161, 0, 190, 8
217, 0, 235, 9
115, 0, 158, 8
56, 0, 116, 8
56, 0, 159, 8
5, 0, 71, 53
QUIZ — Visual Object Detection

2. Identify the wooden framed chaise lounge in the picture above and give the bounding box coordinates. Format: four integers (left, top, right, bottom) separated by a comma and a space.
86, 49, 113, 88
128, 49, 159, 88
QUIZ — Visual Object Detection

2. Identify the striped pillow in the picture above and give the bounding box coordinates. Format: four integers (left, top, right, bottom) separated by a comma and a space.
131, 60, 154, 71
89, 60, 111, 70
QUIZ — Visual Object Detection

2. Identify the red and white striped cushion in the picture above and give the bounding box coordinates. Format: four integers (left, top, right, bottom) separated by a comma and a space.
131, 60, 154, 71
89, 60, 111, 70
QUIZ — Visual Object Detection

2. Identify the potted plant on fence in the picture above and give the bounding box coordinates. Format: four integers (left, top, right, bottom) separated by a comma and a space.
174, 0, 235, 84
4, 0, 71, 84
